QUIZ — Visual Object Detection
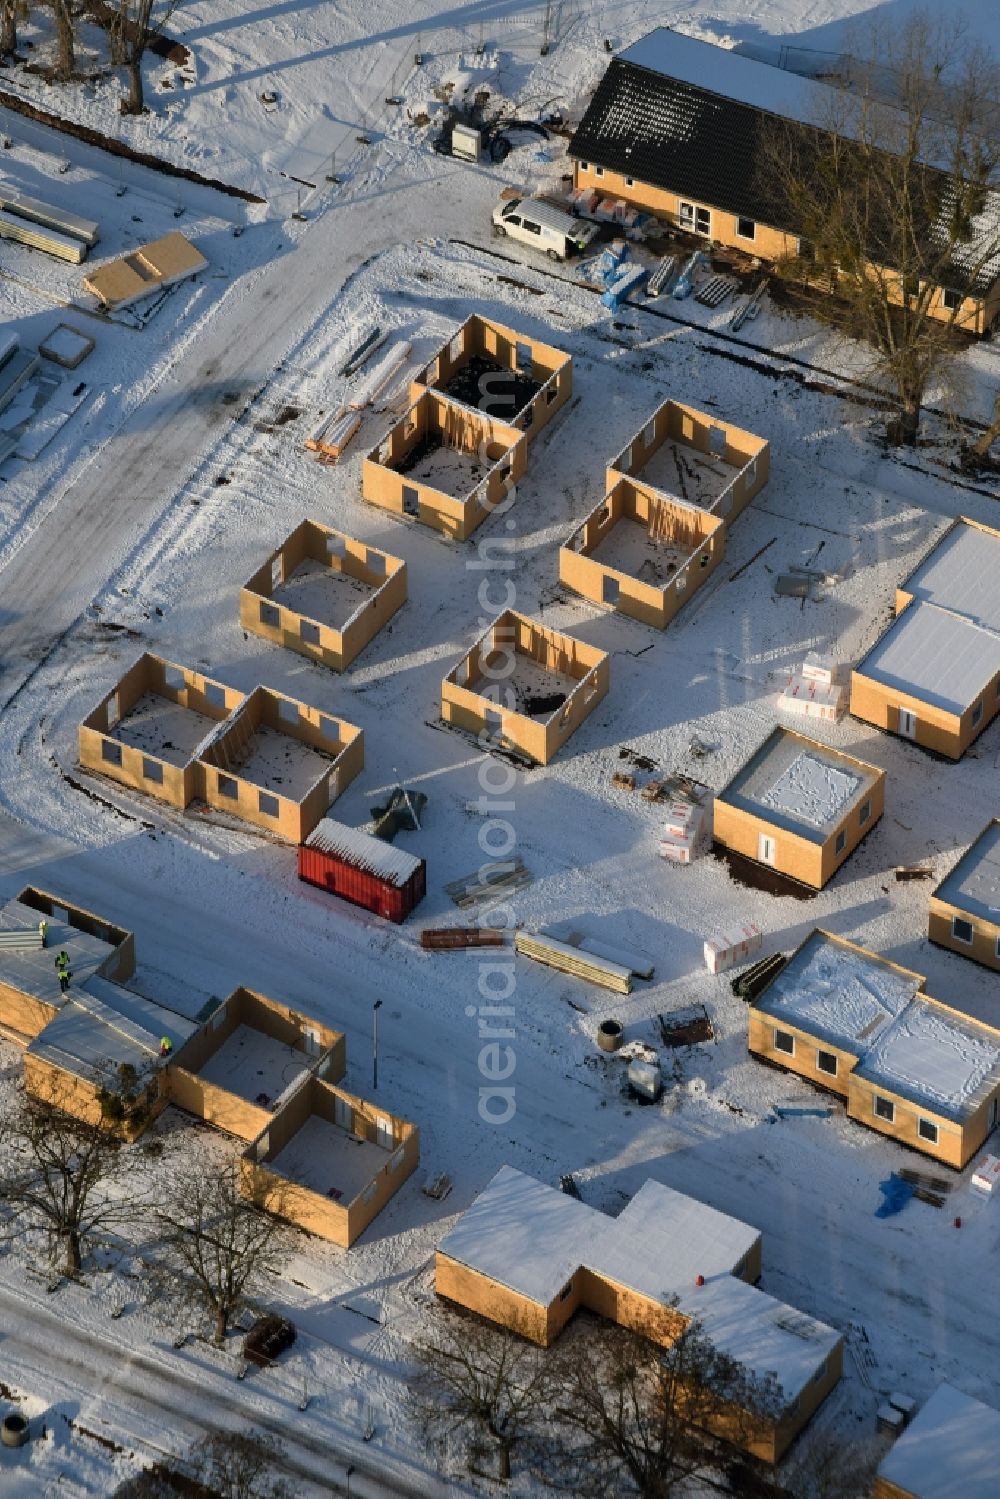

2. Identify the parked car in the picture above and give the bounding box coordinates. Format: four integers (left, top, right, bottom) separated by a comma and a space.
243, 1314, 296, 1367
491, 196, 599, 260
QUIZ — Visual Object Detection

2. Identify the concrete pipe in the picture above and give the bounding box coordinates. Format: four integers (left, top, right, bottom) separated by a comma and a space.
596, 1019, 624, 1053
1, 1413, 29, 1448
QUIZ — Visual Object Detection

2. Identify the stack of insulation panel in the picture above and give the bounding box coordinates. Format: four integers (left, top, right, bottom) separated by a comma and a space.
658, 799, 707, 865
704, 922, 763, 975
778, 652, 848, 722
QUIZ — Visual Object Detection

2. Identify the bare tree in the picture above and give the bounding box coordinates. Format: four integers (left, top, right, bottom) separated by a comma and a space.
152, 1162, 289, 1345
411, 1307, 554, 1481
45, 0, 76, 78
764, 10, 1000, 444
115, 0, 177, 115
0, 1084, 140, 1276
0, 0, 20, 61
530, 1313, 784, 1498
781, 1430, 879, 1499
189, 1430, 293, 1499
111, 1431, 293, 1497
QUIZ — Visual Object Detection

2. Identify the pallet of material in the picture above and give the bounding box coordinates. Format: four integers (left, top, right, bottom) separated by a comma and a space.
778, 671, 847, 722
83, 232, 207, 309
420, 927, 506, 950
0, 188, 99, 247
515, 931, 632, 994
305, 409, 360, 460
347, 340, 411, 410
0, 208, 86, 263
445, 857, 533, 908
704, 922, 762, 975
553, 929, 655, 980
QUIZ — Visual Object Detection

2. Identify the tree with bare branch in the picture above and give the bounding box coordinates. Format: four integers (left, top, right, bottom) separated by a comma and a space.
189, 1430, 293, 1499
45, 0, 76, 78
0, 1083, 140, 1277
529, 1313, 784, 1498
779, 1429, 879, 1499
115, 0, 178, 115
763, 10, 1000, 444
0, 0, 20, 61
152, 1162, 289, 1345
410, 1307, 555, 1482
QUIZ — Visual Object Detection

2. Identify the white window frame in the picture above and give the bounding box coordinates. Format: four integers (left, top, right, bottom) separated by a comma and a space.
773, 1029, 795, 1057
898, 707, 918, 739
816, 1049, 838, 1078
594, 165, 604, 178
873, 1095, 895, 1124
758, 832, 777, 866
941, 286, 962, 311
736, 216, 756, 240
951, 915, 974, 945
678, 201, 711, 236
624, 175, 635, 187
918, 1117, 939, 1144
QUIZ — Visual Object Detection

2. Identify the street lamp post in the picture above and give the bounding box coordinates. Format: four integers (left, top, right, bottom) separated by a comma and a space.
372, 1000, 383, 1091
346, 1464, 356, 1497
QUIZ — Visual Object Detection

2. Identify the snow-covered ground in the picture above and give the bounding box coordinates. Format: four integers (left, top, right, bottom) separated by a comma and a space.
0, 1, 999, 1494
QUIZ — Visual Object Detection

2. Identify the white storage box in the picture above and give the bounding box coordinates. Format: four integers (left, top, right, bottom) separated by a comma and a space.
971, 1154, 1000, 1194
779, 671, 847, 723
802, 651, 839, 685
704, 922, 763, 975
663, 801, 703, 839
659, 835, 694, 865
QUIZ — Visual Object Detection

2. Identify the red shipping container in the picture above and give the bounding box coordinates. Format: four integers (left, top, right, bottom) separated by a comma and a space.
299, 819, 426, 923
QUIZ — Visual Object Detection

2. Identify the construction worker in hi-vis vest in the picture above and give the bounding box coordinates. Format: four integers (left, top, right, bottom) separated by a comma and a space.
38, 920, 48, 944
55, 949, 71, 993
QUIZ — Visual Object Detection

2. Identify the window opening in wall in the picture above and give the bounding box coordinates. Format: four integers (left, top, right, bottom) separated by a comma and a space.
163, 666, 184, 693
142, 758, 164, 784
258, 792, 279, 819
774, 1029, 795, 1055
874, 1096, 894, 1123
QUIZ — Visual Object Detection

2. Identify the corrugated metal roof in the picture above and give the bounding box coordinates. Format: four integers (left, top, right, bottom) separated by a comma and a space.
305, 817, 423, 886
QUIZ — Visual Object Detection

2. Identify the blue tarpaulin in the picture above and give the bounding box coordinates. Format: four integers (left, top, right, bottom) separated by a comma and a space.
875, 1174, 916, 1217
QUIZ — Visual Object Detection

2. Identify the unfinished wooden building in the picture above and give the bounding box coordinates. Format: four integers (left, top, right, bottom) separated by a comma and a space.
560, 478, 725, 629
240, 520, 407, 672
168, 987, 345, 1140
79, 654, 244, 809
928, 821, 1000, 974
606, 399, 769, 523
436, 1166, 842, 1463
442, 609, 610, 764
242, 1073, 420, 1248
0, 887, 191, 1140
362, 388, 527, 541
410, 313, 572, 442
198, 686, 363, 843
851, 517, 1000, 759
714, 727, 884, 890
749, 930, 1000, 1169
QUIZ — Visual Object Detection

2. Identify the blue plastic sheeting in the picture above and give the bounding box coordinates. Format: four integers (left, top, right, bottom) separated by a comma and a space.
875, 1174, 916, 1217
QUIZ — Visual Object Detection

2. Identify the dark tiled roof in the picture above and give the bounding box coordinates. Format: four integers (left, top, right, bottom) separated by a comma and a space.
569, 56, 1000, 296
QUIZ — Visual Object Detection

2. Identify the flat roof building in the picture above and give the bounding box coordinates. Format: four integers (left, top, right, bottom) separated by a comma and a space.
874, 1383, 1000, 1499
852, 518, 1000, 758
436, 1165, 841, 1463
714, 727, 884, 890
929, 821, 1000, 973
749, 930, 1000, 1168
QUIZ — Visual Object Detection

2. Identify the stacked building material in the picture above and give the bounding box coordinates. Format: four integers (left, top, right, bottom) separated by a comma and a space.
778, 652, 848, 722
0, 189, 98, 246
704, 922, 763, 975
305, 408, 360, 461
0, 207, 87, 263
515, 931, 632, 993
658, 798, 708, 864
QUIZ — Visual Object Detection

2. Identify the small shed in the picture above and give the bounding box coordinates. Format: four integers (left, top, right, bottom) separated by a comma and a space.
300, 818, 425, 923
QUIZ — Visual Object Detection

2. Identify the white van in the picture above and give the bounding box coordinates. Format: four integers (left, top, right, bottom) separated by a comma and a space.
491, 197, 600, 261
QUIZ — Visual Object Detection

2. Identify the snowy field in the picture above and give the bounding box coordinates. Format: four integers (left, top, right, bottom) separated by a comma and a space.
0, 0, 999, 1494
